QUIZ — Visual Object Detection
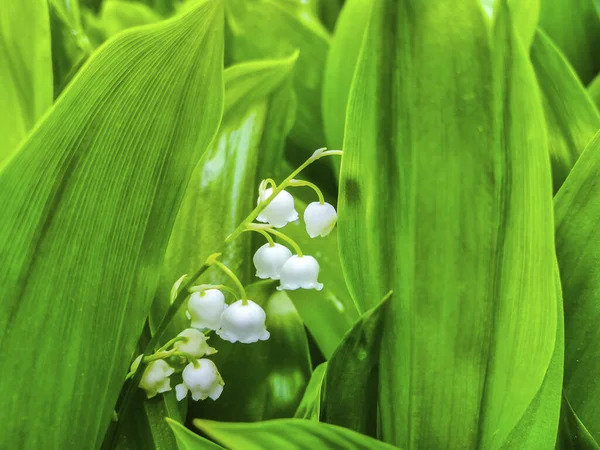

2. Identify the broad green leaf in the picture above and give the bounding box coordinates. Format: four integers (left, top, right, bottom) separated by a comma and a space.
49, 0, 93, 96
283, 201, 359, 359
557, 395, 600, 450
194, 418, 400, 450
555, 130, 600, 442
0, 2, 224, 448
101, 1, 163, 38
321, 292, 390, 437
322, 0, 371, 151
338, 1, 556, 448
167, 418, 225, 450
225, 0, 330, 153
0, 0, 53, 161
191, 284, 312, 421
294, 362, 327, 421
500, 270, 564, 449
589, 73, 600, 110
530, 29, 600, 192
538, 0, 600, 84
154, 55, 297, 340
481, 0, 540, 48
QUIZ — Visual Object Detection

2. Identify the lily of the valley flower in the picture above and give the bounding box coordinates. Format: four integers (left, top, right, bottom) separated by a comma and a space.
256, 188, 298, 228
175, 359, 224, 401
186, 289, 226, 330
217, 299, 270, 344
304, 201, 337, 238
174, 328, 216, 358
253, 243, 292, 280
278, 255, 323, 291
130, 355, 175, 399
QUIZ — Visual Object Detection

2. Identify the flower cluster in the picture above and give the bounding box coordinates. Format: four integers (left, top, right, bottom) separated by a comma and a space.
128, 148, 341, 403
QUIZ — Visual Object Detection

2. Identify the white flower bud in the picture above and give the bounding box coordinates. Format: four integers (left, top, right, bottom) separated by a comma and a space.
256, 188, 298, 228
278, 255, 323, 291
130, 355, 175, 399
304, 201, 337, 238
253, 243, 292, 280
174, 328, 216, 358
186, 289, 226, 330
216, 299, 270, 344
175, 359, 224, 402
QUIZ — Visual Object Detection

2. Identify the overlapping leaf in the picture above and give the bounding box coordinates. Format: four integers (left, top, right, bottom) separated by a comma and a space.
0, 2, 224, 447
555, 131, 600, 442
194, 418, 399, 449
0, 0, 53, 160
294, 362, 327, 421
338, 1, 556, 448
530, 29, 600, 192
168, 419, 225, 450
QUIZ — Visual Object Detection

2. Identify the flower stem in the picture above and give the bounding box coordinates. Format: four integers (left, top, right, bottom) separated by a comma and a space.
289, 179, 325, 204
210, 259, 247, 302
243, 226, 275, 246
261, 226, 303, 256
173, 351, 200, 368
189, 283, 239, 298
225, 148, 342, 243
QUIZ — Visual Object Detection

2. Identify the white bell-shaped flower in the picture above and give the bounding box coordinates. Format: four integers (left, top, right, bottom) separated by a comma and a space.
174, 328, 216, 358
217, 299, 270, 344
130, 355, 175, 399
278, 255, 323, 291
304, 202, 338, 238
253, 243, 292, 280
175, 359, 224, 402
186, 289, 226, 330
256, 188, 298, 228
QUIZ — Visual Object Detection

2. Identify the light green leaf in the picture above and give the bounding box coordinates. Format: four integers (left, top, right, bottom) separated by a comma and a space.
0, 2, 224, 448
0, 0, 53, 161
225, 0, 330, 153
530, 29, 600, 192
154, 55, 297, 340
480, 0, 540, 50
338, 1, 556, 448
283, 201, 359, 359
589, 72, 600, 110
294, 362, 327, 421
557, 394, 600, 450
191, 284, 311, 421
101, 0, 163, 39
555, 130, 600, 442
322, 0, 371, 152
321, 292, 390, 437
500, 269, 564, 449
538, 0, 600, 84
167, 418, 225, 450
194, 418, 400, 450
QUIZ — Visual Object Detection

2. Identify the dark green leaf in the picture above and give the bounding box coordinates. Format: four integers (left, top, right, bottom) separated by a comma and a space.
338, 1, 557, 447
0, 2, 224, 447
530, 29, 600, 192
294, 362, 327, 421
194, 418, 400, 449
168, 418, 225, 450
557, 394, 600, 450
555, 130, 600, 442
538, 0, 600, 83
321, 292, 390, 437
589, 73, 600, 110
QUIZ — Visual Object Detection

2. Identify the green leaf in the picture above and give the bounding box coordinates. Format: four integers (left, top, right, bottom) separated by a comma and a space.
500, 269, 564, 449
101, 0, 163, 39
167, 418, 225, 450
294, 362, 327, 421
194, 418, 400, 450
481, 0, 540, 50
322, 0, 371, 151
154, 55, 297, 339
554, 130, 600, 443
321, 292, 390, 437
0, 2, 224, 448
538, 0, 600, 84
557, 394, 600, 450
191, 284, 312, 421
0, 0, 53, 161
283, 201, 359, 359
225, 0, 330, 153
589, 73, 600, 110
338, 1, 556, 448
530, 29, 600, 192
